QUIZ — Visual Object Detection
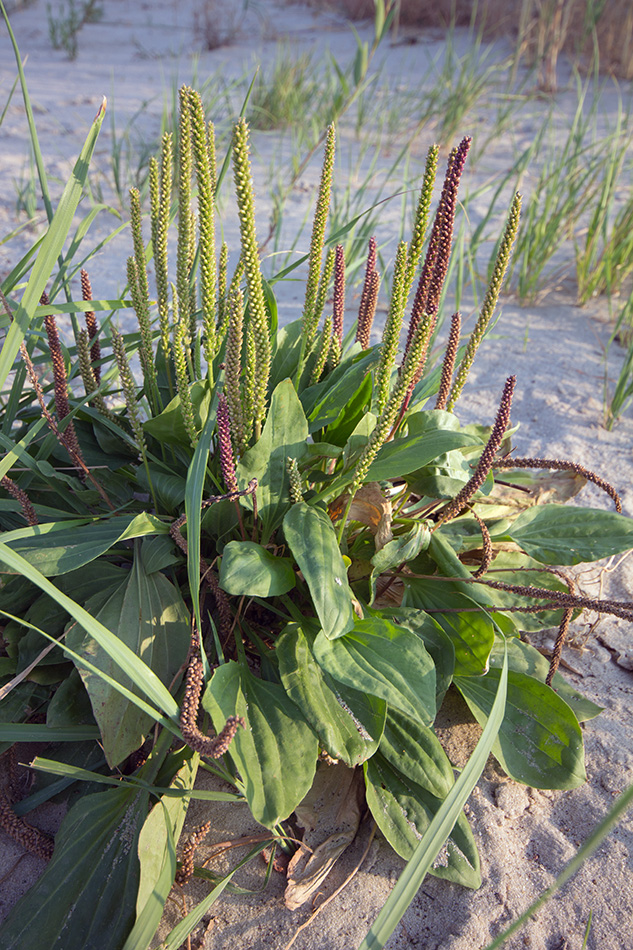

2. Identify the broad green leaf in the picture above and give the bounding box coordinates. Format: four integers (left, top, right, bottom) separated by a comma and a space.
370, 523, 429, 603
0, 95, 106, 392
0, 513, 167, 576
302, 346, 378, 431
389, 607, 455, 709
203, 661, 318, 827
487, 637, 602, 723
0, 786, 147, 950
359, 645, 508, 950
403, 578, 495, 676
0, 543, 180, 721
313, 616, 436, 724
508, 504, 633, 564
219, 541, 295, 596
143, 380, 211, 445
366, 429, 481, 483
455, 669, 586, 789
125, 756, 199, 950
364, 754, 480, 888
67, 544, 190, 766
237, 378, 309, 540
276, 624, 385, 766
283, 501, 354, 640
379, 707, 456, 799
323, 371, 373, 446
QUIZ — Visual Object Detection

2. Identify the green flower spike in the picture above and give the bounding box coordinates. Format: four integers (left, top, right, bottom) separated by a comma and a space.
126, 255, 160, 414
232, 117, 270, 438
310, 314, 333, 386
300, 124, 336, 353
347, 313, 438, 505
154, 133, 173, 358
111, 328, 147, 460
224, 290, 247, 455
313, 245, 336, 337
241, 324, 256, 448
189, 89, 217, 368
129, 187, 152, 327
77, 328, 124, 429
402, 143, 439, 307
287, 457, 304, 504
217, 241, 229, 332
177, 86, 193, 341
447, 192, 522, 411
375, 240, 408, 415
171, 286, 198, 450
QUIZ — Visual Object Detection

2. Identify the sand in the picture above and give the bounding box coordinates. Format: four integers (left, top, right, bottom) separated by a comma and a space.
1, 2, 632, 948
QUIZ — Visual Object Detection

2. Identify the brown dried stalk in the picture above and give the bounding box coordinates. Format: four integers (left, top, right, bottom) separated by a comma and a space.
41, 292, 84, 468
0, 475, 38, 525
435, 375, 516, 526
175, 821, 212, 886
0, 791, 54, 861
80, 269, 101, 383
355, 237, 379, 349
435, 312, 461, 410
470, 508, 492, 579
180, 632, 244, 759
492, 456, 622, 513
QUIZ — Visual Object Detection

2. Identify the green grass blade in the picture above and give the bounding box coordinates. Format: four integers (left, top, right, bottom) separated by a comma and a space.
0, 724, 100, 742
358, 643, 508, 950
185, 409, 216, 648
0, 96, 106, 391
0, 546, 179, 720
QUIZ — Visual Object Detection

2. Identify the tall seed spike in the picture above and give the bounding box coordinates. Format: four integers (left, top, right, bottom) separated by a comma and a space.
217, 240, 229, 330
402, 143, 440, 307
301, 124, 336, 350
190, 90, 217, 366
157, 132, 172, 357
112, 328, 147, 460
1, 474, 38, 525
241, 323, 256, 447
356, 236, 378, 348
375, 241, 408, 415
224, 290, 246, 455
356, 269, 380, 350
435, 312, 461, 410
217, 393, 239, 495
129, 187, 151, 319
126, 255, 160, 413
171, 286, 198, 451
312, 246, 336, 335
80, 269, 100, 383
447, 192, 522, 411
77, 328, 126, 429
332, 243, 345, 348
177, 86, 193, 338
41, 291, 84, 469
309, 314, 333, 386
232, 117, 270, 437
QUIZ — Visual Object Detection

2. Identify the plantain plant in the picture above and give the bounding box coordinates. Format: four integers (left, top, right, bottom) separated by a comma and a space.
2, 65, 633, 949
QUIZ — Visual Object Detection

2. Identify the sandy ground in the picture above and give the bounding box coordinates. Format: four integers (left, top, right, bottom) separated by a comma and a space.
1, 2, 633, 948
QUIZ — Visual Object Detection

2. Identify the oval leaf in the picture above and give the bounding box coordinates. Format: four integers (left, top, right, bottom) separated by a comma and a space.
276, 624, 384, 766
283, 501, 354, 640
313, 616, 436, 724
364, 754, 480, 889
202, 661, 318, 827
219, 541, 295, 596
508, 504, 633, 565
455, 669, 586, 789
